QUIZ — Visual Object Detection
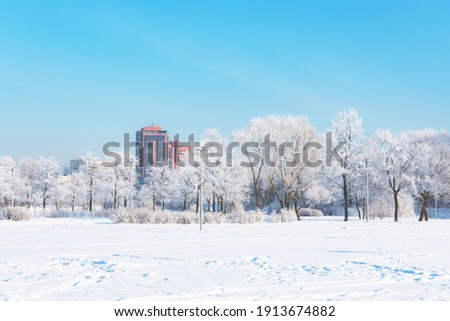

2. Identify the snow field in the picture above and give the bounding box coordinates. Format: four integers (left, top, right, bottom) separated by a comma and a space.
0, 217, 449, 300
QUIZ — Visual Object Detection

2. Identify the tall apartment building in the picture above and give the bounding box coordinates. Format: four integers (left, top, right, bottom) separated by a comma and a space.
136, 125, 190, 182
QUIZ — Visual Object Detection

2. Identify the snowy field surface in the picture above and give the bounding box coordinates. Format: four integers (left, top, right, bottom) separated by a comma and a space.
1, 217, 450, 301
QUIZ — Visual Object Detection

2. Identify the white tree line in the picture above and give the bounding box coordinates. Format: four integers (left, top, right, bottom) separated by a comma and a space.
1, 109, 450, 222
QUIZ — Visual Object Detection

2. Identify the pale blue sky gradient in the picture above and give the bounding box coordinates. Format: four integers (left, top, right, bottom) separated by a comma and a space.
1, 0, 449, 166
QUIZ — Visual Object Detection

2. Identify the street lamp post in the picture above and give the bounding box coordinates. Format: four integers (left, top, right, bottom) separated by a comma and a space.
86, 159, 95, 220
91, 164, 95, 220
365, 159, 370, 222
129, 158, 134, 210
198, 146, 205, 231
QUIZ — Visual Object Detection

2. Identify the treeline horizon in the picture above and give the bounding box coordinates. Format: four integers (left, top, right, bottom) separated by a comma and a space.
1, 109, 450, 223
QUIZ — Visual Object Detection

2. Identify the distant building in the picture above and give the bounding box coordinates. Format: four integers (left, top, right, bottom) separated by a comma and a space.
62, 166, 70, 176
136, 125, 190, 182
70, 159, 85, 174
168, 140, 190, 169
136, 126, 169, 180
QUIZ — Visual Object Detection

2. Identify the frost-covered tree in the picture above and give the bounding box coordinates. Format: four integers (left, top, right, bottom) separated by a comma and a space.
201, 129, 250, 213
107, 157, 134, 209
170, 165, 199, 211
34, 157, 60, 211
150, 166, 172, 211
51, 176, 73, 211
372, 130, 416, 222
81, 152, 102, 213
234, 115, 321, 215
410, 129, 450, 221
94, 166, 114, 209
18, 157, 40, 209
209, 163, 249, 213
136, 168, 154, 209
67, 171, 89, 212
265, 116, 321, 218
326, 108, 365, 221
0, 156, 26, 207
291, 168, 332, 219
233, 116, 275, 210
350, 163, 369, 219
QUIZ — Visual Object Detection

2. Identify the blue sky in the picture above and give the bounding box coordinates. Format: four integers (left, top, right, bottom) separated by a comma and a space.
1, 0, 449, 167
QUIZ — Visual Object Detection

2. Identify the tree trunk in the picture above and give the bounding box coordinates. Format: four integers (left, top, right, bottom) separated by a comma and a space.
113, 188, 118, 210
195, 192, 199, 214
343, 174, 349, 222
282, 188, 289, 210
262, 187, 270, 209
253, 181, 260, 209
42, 184, 48, 210
89, 196, 93, 212
249, 162, 263, 209
356, 202, 361, 219
355, 196, 362, 219
419, 192, 429, 222
294, 199, 301, 221
89, 180, 94, 212
394, 192, 399, 222
272, 182, 284, 209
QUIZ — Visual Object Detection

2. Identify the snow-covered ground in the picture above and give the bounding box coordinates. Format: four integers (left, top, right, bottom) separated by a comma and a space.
1, 217, 449, 301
